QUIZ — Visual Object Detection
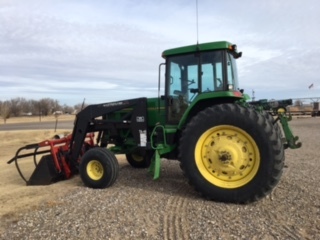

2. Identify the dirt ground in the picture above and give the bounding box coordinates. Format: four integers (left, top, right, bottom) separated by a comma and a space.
0, 130, 73, 218
0, 117, 319, 239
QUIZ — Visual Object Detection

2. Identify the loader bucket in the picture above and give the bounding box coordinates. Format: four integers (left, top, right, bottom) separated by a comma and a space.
7, 133, 95, 186
27, 155, 63, 186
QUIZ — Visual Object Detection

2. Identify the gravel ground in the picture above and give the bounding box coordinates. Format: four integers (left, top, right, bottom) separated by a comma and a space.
0, 117, 319, 239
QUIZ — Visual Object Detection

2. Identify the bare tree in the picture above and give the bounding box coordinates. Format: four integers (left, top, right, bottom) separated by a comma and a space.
30, 100, 40, 115
39, 99, 50, 116
20, 98, 33, 115
0, 101, 11, 124
10, 97, 25, 117
62, 104, 74, 114
74, 103, 88, 114
39, 98, 61, 116
0, 97, 73, 119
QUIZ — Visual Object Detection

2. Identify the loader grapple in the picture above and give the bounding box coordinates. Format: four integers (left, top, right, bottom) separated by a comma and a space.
7, 133, 95, 185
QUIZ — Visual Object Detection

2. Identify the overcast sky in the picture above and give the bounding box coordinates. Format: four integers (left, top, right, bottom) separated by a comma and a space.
1, 0, 319, 106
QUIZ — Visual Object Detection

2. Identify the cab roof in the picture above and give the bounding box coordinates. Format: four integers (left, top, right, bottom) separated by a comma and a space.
162, 41, 233, 59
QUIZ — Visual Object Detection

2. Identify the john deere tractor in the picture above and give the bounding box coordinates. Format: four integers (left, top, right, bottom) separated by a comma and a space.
9, 41, 301, 203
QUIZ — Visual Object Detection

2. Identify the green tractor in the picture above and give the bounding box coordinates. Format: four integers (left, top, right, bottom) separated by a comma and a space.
9, 41, 301, 203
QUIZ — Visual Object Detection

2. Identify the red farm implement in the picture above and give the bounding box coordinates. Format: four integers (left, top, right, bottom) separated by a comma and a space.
7, 133, 95, 185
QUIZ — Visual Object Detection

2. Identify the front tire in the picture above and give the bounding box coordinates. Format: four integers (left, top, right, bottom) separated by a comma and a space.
179, 104, 284, 203
80, 148, 119, 188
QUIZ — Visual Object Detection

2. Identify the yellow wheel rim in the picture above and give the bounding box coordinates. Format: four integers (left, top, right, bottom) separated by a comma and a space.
277, 107, 286, 114
195, 125, 260, 189
86, 160, 104, 181
131, 153, 144, 162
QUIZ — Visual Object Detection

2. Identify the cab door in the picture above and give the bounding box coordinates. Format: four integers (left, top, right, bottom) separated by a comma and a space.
166, 54, 199, 124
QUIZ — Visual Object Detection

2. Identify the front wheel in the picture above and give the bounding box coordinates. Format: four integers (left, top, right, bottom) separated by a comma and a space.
79, 148, 119, 188
179, 104, 284, 203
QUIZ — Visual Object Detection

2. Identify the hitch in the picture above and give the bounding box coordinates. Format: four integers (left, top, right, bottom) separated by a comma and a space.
149, 125, 176, 179
247, 98, 302, 149
276, 113, 302, 149
7, 133, 95, 185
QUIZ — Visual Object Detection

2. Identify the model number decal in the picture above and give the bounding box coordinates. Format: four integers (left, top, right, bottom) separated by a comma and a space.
102, 101, 128, 107
136, 116, 145, 122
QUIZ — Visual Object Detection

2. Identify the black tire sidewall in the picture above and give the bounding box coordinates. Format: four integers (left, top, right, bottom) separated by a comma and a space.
80, 148, 119, 188
180, 104, 284, 203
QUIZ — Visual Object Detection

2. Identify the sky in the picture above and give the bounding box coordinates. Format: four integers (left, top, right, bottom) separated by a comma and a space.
1, 0, 320, 106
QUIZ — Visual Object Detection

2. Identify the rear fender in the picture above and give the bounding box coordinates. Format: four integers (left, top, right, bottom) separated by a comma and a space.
178, 91, 243, 129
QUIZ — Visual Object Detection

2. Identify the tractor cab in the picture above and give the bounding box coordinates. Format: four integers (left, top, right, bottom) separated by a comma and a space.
162, 41, 242, 123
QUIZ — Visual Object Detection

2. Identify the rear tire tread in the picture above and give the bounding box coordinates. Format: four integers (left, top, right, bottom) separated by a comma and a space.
179, 103, 284, 203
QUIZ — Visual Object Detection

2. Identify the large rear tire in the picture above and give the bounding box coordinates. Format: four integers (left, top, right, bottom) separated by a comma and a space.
179, 103, 284, 203
80, 148, 119, 188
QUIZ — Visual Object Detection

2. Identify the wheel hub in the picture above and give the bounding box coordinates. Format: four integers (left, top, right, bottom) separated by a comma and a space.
218, 151, 232, 163
195, 125, 260, 188
87, 160, 104, 181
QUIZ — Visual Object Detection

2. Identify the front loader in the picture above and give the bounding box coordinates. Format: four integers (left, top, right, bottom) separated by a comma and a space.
8, 41, 301, 203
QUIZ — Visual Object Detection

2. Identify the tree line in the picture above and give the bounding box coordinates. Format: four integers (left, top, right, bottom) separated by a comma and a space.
0, 97, 86, 123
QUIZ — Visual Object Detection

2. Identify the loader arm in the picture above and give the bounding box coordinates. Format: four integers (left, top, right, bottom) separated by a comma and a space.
69, 98, 148, 169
